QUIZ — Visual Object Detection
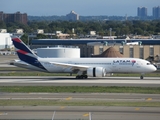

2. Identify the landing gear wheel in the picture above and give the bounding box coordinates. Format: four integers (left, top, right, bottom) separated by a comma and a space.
140, 76, 143, 79
76, 75, 80, 79
84, 75, 88, 79
79, 75, 83, 79
76, 75, 88, 79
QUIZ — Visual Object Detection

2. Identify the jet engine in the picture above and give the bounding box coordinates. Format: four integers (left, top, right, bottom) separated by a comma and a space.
87, 67, 106, 77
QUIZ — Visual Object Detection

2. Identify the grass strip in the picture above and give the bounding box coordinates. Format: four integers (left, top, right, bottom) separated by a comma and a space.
0, 100, 160, 107
0, 71, 72, 76
0, 86, 160, 94
0, 72, 160, 77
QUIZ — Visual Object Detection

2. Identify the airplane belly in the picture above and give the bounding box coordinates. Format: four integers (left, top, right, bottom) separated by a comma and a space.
114, 65, 143, 73
127, 65, 142, 73
46, 67, 64, 73
120, 67, 132, 72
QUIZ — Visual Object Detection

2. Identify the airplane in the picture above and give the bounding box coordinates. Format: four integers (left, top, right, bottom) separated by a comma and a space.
11, 37, 157, 79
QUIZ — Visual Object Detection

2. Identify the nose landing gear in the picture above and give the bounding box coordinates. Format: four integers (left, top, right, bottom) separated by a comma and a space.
140, 75, 144, 79
140, 73, 144, 79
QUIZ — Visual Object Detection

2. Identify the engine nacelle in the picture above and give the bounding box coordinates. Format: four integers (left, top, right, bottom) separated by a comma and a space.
87, 67, 106, 77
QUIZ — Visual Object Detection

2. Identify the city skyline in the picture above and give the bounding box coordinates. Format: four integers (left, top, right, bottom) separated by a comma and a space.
0, 0, 159, 16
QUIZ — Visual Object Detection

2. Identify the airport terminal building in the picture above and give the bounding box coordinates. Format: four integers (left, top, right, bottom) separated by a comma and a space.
30, 39, 160, 62
88, 45, 160, 62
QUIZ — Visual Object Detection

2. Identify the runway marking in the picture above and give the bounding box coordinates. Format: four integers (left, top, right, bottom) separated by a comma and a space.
60, 106, 65, 109
52, 111, 56, 120
135, 108, 140, 111
146, 98, 152, 101
65, 97, 72, 100
83, 113, 89, 117
0, 112, 7, 115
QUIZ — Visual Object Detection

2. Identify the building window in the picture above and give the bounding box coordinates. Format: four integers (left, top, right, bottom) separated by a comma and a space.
139, 47, 144, 59
90, 47, 93, 56
149, 46, 154, 61
81, 46, 85, 57
119, 46, 123, 54
99, 46, 103, 54
129, 47, 133, 58
150, 46, 154, 56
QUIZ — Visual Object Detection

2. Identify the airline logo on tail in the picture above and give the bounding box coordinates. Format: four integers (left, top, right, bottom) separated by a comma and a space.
12, 37, 47, 71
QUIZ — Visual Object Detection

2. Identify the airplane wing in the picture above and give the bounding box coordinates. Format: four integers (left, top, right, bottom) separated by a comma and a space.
49, 62, 89, 71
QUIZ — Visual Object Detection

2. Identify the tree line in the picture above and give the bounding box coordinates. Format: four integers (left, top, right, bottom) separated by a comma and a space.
0, 20, 160, 38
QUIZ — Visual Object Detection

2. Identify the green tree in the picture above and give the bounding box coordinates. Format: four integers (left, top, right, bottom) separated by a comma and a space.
36, 34, 48, 39
21, 34, 28, 45
0, 21, 6, 28
134, 28, 144, 35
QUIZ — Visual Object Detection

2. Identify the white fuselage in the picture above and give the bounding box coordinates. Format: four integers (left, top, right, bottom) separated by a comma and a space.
14, 57, 157, 74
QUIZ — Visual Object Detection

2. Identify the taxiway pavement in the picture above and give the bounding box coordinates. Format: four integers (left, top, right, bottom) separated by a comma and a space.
1, 93, 160, 101
0, 76, 160, 87
0, 92, 160, 119
0, 106, 160, 120
0, 76, 160, 119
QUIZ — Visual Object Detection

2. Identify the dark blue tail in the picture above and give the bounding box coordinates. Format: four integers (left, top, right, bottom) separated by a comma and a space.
12, 37, 46, 70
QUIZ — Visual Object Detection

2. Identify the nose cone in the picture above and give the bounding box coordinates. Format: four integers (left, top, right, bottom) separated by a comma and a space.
152, 65, 157, 71
150, 65, 157, 72
145, 65, 157, 73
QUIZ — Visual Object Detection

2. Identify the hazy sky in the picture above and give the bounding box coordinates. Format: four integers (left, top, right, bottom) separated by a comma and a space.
0, 0, 159, 16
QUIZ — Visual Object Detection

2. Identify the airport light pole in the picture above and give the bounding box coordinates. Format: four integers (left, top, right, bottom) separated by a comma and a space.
109, 28, 112, 39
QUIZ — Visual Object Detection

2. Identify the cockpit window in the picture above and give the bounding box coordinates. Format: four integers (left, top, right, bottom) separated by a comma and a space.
147, 63, 151, 65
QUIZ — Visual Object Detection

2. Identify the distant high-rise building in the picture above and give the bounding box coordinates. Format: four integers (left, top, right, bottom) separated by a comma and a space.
153, 6, 160, 19
0, 11, 28, 24
66, 11, 79, 21
137, 7, 147, 18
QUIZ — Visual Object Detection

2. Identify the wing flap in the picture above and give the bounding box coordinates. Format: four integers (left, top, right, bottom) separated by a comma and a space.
49, 62, 89, 71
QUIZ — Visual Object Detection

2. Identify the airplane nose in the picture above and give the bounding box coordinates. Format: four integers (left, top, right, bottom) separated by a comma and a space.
152, 65, 157, 72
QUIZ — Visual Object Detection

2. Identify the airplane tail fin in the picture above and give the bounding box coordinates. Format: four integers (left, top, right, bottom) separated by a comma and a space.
12, 37, 46, 70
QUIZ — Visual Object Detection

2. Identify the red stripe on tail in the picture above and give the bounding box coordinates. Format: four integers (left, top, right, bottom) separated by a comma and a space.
17, 50, 28, 55
12, 38, 21, 43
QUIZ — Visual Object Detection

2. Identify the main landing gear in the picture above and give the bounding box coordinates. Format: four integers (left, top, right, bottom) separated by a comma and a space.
76, 75, 88, 79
